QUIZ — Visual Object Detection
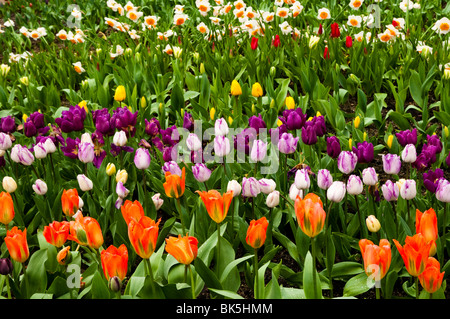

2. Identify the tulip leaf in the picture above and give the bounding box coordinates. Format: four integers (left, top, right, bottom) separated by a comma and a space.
24, 249, 48, 298
343, 272, 372, 297
208, 288, 244, 299
303, 251, 322, 299
194, 257, 223, 291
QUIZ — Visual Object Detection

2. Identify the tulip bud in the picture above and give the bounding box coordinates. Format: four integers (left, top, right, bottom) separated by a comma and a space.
401, 144, 417, 163
0, 258, 13, 275
230, 80, 242, 96
57, 246, 72, 265
152, 193, 164, 210
77, 174, 93, 192
251, 82, 263, 97
78, 142, 95, 164
289, 183, 303, 201
19, 76, 29, 86
227, 180, 241, 197
382, 153, 401, 175
200, 62, 205, 74
113, 130, 128, 147
106, 163, 116, 176
444, 126, 449, 139
2, 176, 17, 193
250, 140, 267, 162
387, 134, 394, 149
210, 107, 216, 121
294, 168, 310, 190
186, 133, 202, 151
400, 179, 416, 200
32, 179, 48, 195
436, 179, 450, 203
134, 148, 151, 170
214, 118, 229, 136
337, 151, 358, 175
381, 180, 399, 202
354, 116, 361, 129
116, 169, 128, 184
270, 66, 276, 77
366, 215, 381, 233
192, 163, 211, 183
317, 169, 333, 190
346, 175, 363, 195
214, 135, 231, 157
108, 276, 122, 293
362, 167, 378, 186
266, 191, 280, 208
34, 142, 47, 159
327, 181, 346, 203
116, 181, 129, 199
114, 85, 126, 102
285, 96, 295, 110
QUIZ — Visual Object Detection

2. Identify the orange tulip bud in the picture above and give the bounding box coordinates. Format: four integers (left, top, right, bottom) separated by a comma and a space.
416, 208, 438, 256
196, 189, 233, 224
163, 167, 186, 199
393, 233, 433, 277
128, 216, 161, 259
68, 211, 104, 249
418, 257, 445, 294
121, 200, 145, 225
246, 217, 269, 249
101, 244, 128, 281
359, 239, 392, 281
165, 234, 198, 265
5, 227, 29, 263
43, 221, 70, 247
61, 188, 80, 218
294, 193, 326, 238
57, 246, 72, 265
0, 191, 14, 225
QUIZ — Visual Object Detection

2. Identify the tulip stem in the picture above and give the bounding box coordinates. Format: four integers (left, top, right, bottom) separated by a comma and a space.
415, 276, 420, 299
279, 193, 295, 210
376, 286, 381, 299
216, 223, 221, 276
355, 195, 367, 239
188, 264, 196, 299
253, 248, 259, 299
176, 198, 186, 235
311, 237, 318, 299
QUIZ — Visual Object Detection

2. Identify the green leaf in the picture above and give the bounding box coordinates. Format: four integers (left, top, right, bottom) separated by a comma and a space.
25, 249, 48, 298
194, 257, 222, 291
343, 272, 372, 297
208, 288, 244, 299
303, 251, 322, 299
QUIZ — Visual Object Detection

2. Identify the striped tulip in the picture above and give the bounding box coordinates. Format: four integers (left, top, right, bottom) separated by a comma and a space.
294, 193, 326, 238
359, 239, 392, 281
163, 167, 186, 199
0, 191, 14, 225
165, 234, 198, 265
418, 257, 445, 294
128, 216, 160, 259
43, 221, 70, 247
196, 190, 233, 224
101, 244, 129, 281
5, 227, 29, 263
393, 233, 433, 277
246, 217, 269, 249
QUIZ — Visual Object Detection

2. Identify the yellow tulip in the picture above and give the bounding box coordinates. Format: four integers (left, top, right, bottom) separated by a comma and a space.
387, 134, 394, 149
251, 82, 263, 97
210, 107, 216, 121
285, 96, 295, 110
230, 80, 242, 96
114, 85, 126, 102
354, 116, 361, 129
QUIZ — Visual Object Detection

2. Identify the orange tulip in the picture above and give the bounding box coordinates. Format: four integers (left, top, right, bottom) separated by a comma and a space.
121, 200, 145, 225
416, 208, 438, 256
0, 192, 14, 225
128, 216, 161, 259
68, 211, 104, 249
4, 226, 29, 263
163, 167, 186, 199
101, 244, 128, 281
61, 188, 80, 218
57, 246, 72, 265
418, 257, 445, 294
359, 239, 392, 281
294, 193, 326, 238
43, 221, 70, 247
246, 217, 269, 249
393, 233, 433, 277
165, 234, 198, 265
196, 189, 233, 224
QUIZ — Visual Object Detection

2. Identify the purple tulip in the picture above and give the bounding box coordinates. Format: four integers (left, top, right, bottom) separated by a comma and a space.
78, 142, 95, 163
0, 258, 13, 276
327, 136, 341, 158
163, 161, 182, 176
352, 141, 374, 164
242, 177, 260, 197
111, 106, 138, 137
134, 148, 151, 170
280, 108, 307, 131
436, 179, 450, 202
317, 169, 333, 190
337, 151, 358, 174
347, 175, 363, 195
278, 132, 299, 154
250, 139, 267, 162
55, 105, 86, 133
163, 146, 177, 162
310, 115, 326, 137
24, 111, 46, 137
447, 151, 450, 167
427, 134, 443, 154
301, 121, 318, 145
10, 144, 34, 166
61, 137, 80, 159
248, 114, 266, 133
396, 128, 417, 147
234, 128, 256, 155
145, 118, 161, 137
116, 181, 129, 199
160, 125, 179, 147
381, 180, 399, 201
192, 163, 211, 183
183, 112, 194, 132
0, 116, 16, 134
423, 168, 444, 193
270, 125, 288, 146
362, 167, 378, 186
382, 153, 401, 175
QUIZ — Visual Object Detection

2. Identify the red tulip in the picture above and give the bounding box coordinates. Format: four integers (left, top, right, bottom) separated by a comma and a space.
318, 23, 323, 35
323, 46, 330, 60
345, 35, 353, 48
330, 22, 340, 38
251, 37, 258, 50
272, 34, 280, 48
